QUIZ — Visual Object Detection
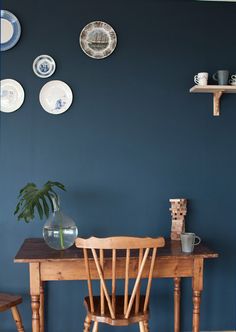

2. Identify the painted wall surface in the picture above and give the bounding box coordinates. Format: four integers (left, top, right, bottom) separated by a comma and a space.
0, 0, 236, 331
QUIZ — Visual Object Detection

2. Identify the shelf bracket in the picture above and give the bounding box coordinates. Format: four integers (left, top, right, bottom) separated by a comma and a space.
213, 91, 223, 116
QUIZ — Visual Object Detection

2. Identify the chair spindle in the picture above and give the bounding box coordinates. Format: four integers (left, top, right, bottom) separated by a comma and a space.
100, 249, 105, 315
91, 248, 115, 319
83, 248, 94, 313
144, 248, 157, 313
124, 249, 130, 314
112, 249, 116, 313
135, 248, 143, 313
125, 248, 150, 319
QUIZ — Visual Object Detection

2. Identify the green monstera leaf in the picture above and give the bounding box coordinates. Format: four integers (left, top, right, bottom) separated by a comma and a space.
14, 181, 65, 223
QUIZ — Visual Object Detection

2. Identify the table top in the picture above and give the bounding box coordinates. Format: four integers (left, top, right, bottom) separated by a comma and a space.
14, 238, 218, 263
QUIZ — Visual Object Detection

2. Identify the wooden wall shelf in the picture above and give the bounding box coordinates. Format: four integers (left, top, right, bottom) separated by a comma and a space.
190, 85, 236, 116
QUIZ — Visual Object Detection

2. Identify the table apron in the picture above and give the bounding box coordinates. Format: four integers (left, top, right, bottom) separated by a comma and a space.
39, 258, 194, 281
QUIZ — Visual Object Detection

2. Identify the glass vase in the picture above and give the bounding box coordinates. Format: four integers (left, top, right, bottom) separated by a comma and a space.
43, 196, 78, 250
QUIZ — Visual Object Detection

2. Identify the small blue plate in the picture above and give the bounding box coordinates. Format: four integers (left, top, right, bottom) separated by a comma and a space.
33, 55, 56, 78
1, 10, 21, 51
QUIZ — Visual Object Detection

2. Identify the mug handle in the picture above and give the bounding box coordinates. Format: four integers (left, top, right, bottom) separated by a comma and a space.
194, 236, 201, 246
194, 75, 199, 84
212, 73, 218, 81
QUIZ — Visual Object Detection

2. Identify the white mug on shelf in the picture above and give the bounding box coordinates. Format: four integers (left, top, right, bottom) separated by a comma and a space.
229, 74, 236, 86
194, 72, 208, 86
229, 80, 236, 86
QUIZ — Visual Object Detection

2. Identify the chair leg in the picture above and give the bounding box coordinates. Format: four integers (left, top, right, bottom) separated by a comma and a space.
144, 320, 150, 332
83, 315, 92, 332
139, 321, 145, 332
11, 306, 25, 332
92, 321, 99, 332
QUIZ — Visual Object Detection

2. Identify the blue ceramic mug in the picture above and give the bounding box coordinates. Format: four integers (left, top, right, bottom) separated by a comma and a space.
213, 70, 229, 85
180, 232, 201, 253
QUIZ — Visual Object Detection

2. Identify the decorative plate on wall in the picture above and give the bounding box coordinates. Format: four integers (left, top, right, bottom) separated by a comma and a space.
80, 21, 117, 59
39, 80, 73, 115
0, 79, 25, 113
0, 10, 21, 51
33, 55, 56, 78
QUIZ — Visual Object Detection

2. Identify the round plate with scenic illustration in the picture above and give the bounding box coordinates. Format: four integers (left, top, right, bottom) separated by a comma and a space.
33, 55, 56, 78
80, 21, 117, 59
0, 10, 21, 51
0, 79, 25, 113
39, 80, 73, 115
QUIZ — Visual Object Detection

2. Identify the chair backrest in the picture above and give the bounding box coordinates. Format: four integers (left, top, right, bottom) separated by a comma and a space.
75, 236, 165, 319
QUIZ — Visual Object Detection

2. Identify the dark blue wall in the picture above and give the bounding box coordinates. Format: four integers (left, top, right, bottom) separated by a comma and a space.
1, 0, 236, 331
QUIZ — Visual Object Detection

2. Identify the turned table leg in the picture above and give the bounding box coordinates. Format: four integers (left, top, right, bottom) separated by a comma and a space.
31, 295, 40, 332
174, 277, 181, 332
193, 290, 202, 331
40, 281, 45, 332
30, 263, 41, 332
192, 258, 203, 332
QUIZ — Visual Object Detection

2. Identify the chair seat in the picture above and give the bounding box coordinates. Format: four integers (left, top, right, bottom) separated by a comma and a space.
84, 295, 149, 326
0, 293, 22, 312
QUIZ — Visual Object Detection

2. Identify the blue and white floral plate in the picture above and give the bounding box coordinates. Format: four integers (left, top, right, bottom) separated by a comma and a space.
39, 80, 73, 115
33, 55, 56, 78
0, 79, 25, 113
0, 10, 21, 51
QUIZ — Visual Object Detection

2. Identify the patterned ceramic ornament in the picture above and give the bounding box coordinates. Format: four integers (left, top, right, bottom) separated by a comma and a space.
80, 21, 117, 59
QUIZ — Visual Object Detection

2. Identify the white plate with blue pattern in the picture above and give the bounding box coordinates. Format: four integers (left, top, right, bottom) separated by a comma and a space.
33, 55, 56, 78
0, 10, 21, 51
0, 79, 25, 113
39, 80, 73, 115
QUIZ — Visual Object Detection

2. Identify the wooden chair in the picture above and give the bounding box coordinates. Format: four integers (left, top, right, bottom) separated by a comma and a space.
75, 236, 165, 332
0, 293, 25, 331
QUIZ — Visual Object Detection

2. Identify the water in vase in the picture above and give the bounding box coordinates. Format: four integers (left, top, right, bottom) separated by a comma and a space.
43, 225, 78, 250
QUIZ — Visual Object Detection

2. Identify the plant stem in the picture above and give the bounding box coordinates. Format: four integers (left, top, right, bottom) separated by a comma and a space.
51, 193, 65, 250
58, 212, 65, 250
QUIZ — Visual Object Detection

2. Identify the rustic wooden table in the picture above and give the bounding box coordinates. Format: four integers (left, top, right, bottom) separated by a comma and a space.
14, 238, 218, 332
